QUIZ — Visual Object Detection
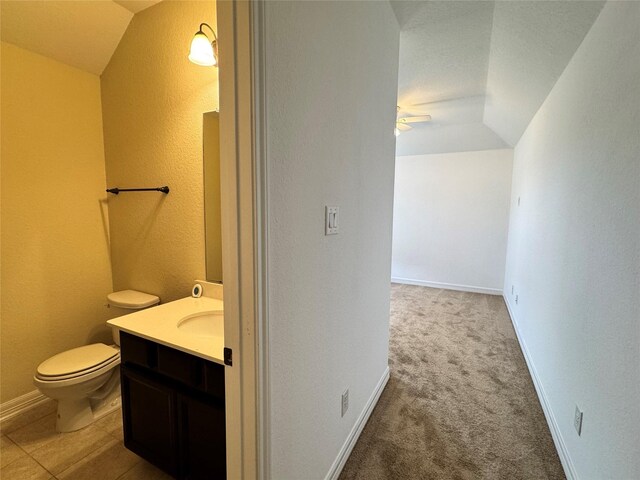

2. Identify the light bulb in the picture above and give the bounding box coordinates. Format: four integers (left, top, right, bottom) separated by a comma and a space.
189, 32, 216, 66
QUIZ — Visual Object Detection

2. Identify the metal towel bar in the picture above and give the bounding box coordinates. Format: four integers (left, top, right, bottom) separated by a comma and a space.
106, 186, 170, 195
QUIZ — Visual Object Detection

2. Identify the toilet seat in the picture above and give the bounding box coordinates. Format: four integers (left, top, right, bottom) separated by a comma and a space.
34, 344, 121, 388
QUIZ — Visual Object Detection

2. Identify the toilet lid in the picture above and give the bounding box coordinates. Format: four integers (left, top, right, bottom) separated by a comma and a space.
36, 344, 119, 378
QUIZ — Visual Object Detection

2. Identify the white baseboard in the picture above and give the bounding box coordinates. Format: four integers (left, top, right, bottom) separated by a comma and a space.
392, 277, 503, 296
503, 296, 577, 480
0, 390, 49, 422
325, 366, 390, 480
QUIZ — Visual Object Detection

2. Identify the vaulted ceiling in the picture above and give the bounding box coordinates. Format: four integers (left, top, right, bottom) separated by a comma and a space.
391, 0, 606, 155
2, 0, 605, 153
0, 1, 163, 75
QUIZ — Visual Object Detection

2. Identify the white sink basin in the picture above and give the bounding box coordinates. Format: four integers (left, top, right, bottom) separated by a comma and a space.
177, 311, 223, 338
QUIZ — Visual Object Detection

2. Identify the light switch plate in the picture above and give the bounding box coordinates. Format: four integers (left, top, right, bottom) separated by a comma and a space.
341, 389, 349, 417
325, 206, 339, 235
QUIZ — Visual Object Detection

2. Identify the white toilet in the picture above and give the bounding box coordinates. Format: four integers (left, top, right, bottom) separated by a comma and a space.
33, 290, 159, 432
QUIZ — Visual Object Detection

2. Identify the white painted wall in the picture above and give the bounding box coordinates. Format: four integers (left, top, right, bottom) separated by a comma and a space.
262, 1, 399, 478
392, 149, 513, 294
503, 2, 640, 479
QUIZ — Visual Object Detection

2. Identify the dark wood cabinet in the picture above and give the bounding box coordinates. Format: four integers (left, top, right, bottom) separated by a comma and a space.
120, 332, 226, 480
121, 367, 180, 476
179, 393, 226, 480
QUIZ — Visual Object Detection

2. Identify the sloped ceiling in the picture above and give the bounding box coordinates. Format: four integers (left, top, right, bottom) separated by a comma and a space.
391, 0, 605, 155
0, 1, 162, 76
114, 1, 162, 14
484, 1, 606, 146
1, 0, 605, 150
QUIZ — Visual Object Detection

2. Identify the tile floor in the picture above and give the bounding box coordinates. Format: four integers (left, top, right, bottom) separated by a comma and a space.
1, 399, 172, 480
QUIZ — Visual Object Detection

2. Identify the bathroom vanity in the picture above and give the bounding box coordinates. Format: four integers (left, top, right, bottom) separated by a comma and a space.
108, 295, 226, 480
120, 332, 225, 479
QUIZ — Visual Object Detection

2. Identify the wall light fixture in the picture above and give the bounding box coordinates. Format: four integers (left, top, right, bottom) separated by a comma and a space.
189, 23, 218, 67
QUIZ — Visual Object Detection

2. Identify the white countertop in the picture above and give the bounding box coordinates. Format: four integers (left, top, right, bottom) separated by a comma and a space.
107, 296, 225, 365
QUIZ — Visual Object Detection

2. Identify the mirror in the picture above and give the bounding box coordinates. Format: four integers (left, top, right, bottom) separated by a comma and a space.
203, 111, 223, 283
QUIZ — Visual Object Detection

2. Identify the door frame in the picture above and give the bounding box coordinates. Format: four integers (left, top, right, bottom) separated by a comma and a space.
218, 1, 269, 478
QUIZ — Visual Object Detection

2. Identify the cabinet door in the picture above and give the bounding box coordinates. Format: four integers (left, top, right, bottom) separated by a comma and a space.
179, 393, 226, 480
121, 366, 179, 478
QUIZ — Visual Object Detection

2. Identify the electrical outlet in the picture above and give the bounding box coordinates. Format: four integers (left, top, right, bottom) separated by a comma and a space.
574, 405, 583, 436
341, 389, 349, 417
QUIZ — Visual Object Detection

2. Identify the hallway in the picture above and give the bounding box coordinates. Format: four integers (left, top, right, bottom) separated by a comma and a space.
340, 284, 564, 479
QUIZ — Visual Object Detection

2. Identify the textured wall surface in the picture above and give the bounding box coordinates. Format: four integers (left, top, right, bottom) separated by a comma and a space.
503, 2, 639, 478
1, 43, 114, 402
101, 1, 218, 304
392, 149, 513, 293
263, 2, 400, 477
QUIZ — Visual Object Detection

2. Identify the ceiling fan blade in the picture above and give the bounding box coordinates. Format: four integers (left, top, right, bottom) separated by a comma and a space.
396, 123, 412, 131
398, 115, 432, 124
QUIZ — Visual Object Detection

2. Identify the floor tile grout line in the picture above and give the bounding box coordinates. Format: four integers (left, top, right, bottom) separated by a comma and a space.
1, 431, 52, 474
3, 407, 155, 480
30, 451, 59, 478
6, 416, 121, 478
4, 428, 89, 479
0, 445, 54, 478
54, 436, 122, 479
6, 415, 63, 460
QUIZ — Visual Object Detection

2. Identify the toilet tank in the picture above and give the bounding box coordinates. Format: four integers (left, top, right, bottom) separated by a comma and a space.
107, 290, 160, 345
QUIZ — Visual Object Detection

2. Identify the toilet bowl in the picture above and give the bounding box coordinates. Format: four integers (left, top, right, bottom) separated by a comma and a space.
33, 290, 159, 432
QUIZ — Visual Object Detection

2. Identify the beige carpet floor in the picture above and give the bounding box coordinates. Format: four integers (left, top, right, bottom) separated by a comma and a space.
339, 284, 565, 480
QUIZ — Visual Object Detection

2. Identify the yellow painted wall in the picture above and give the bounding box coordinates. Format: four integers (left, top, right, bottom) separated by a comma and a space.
101, 1, 218, 303
1, 42, 114, 403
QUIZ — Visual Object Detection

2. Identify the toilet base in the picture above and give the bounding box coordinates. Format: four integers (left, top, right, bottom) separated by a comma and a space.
56, 397, 94, 432
54, 379, 122, 432
92, 385, 122, 422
